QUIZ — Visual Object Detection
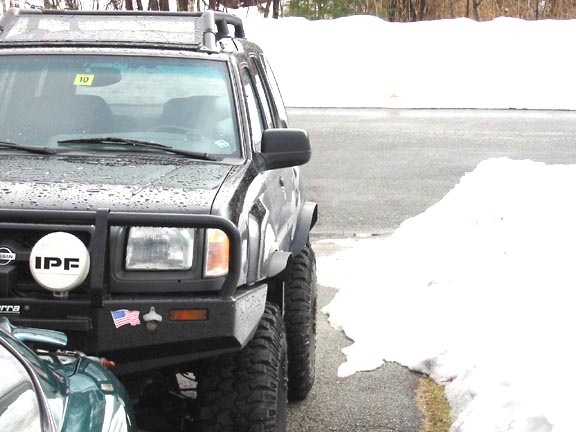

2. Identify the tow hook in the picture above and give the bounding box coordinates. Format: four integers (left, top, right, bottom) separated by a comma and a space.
87, 356, 117, 369
143, 306, 163, 332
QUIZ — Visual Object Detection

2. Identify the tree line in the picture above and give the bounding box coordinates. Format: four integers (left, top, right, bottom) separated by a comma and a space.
4, 0, 575, 22
6, 0, 281, 17
287, 0, 576, 20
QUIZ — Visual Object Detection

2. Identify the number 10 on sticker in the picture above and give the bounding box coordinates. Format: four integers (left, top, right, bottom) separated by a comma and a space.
74, 74, 95, 86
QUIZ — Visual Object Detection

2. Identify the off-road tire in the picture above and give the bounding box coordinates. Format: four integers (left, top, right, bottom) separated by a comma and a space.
284, 242, 317, 402
194, 303, 288, 432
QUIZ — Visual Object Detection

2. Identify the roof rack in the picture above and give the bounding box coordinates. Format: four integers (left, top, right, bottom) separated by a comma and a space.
0, 8, 246, 52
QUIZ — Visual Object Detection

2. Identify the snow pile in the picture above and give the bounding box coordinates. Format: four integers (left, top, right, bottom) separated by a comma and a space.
320, 157, 576, 432
244, 16, 576, 109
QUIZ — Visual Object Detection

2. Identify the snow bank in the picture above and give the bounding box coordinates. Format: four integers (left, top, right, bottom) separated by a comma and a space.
244, 16, 576, 109
320, 158, 576, 431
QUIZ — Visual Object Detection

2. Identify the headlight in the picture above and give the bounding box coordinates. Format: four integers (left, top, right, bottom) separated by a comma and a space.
126, 227, 194, 270
204, 228, 229, 277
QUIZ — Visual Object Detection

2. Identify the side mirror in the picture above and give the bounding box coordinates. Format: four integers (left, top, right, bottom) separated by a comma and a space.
259, 129, 311, 170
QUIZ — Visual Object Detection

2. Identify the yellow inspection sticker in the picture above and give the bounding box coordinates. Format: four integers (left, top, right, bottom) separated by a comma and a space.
74, 74, 95, 86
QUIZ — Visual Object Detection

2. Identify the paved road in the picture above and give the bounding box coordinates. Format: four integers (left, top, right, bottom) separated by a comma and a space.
286, 108, 576, 431
292, 108, 576, 236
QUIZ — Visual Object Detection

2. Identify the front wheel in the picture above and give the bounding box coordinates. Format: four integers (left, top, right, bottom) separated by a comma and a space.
194, 303, 288, 432
284, 242, 317, 402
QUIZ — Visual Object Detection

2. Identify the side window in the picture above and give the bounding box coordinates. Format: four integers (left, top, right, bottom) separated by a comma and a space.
241, 67, 265, 152
259, 55, 289, 128
250, 57, 273, 129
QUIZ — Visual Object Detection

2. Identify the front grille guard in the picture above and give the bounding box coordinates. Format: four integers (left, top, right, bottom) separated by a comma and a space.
0, 208, 242, 305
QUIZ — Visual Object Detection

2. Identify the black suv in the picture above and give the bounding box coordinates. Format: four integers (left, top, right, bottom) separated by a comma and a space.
0, 9, 317, 431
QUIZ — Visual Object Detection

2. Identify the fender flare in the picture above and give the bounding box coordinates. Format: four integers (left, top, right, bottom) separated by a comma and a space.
291, 201, 318, 255
267, 250, 293, 280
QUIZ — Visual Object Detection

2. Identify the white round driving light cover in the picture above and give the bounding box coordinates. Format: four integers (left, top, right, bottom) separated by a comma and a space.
29, 232, 90, 292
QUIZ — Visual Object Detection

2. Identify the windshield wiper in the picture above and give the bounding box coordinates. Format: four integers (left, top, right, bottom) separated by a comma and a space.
57, 137, 217, 161
0, 140, 56, 155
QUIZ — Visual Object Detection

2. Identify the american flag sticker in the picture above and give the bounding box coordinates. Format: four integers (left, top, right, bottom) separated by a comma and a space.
111, 309, 141, 328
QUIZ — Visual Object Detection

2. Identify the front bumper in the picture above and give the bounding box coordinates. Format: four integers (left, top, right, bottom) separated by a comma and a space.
7, 284, 267, 374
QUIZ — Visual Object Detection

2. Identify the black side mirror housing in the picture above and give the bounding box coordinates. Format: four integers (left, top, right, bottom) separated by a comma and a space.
259, 128, 311, 170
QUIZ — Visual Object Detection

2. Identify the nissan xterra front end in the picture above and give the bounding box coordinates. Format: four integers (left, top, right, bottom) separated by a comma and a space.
0, 9, 318, 431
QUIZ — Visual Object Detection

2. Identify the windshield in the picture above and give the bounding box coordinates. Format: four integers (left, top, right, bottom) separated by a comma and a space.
0, 54, 239, 157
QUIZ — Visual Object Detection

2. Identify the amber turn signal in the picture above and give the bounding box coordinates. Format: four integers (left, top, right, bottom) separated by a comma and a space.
205, 228, 230, 277
169, 309, 208, 321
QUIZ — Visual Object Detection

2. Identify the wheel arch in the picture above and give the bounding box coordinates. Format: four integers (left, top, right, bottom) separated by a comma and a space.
291, 201, 318, 255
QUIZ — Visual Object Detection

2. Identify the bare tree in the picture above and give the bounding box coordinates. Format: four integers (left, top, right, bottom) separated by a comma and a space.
177, 0, 191, 11
273, 0, 280, 17
472, 0, 482, 19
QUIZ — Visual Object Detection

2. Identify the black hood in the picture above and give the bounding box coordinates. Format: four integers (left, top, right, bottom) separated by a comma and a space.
0, 155, 234, 213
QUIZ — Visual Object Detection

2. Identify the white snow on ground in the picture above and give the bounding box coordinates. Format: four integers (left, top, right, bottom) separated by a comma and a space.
320, 158, 576, 432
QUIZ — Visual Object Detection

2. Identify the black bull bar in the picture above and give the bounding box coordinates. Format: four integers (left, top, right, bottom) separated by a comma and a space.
0, 208, 243, 301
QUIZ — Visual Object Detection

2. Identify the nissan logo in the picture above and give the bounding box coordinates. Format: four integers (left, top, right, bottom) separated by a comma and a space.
0, 247, 16, 266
